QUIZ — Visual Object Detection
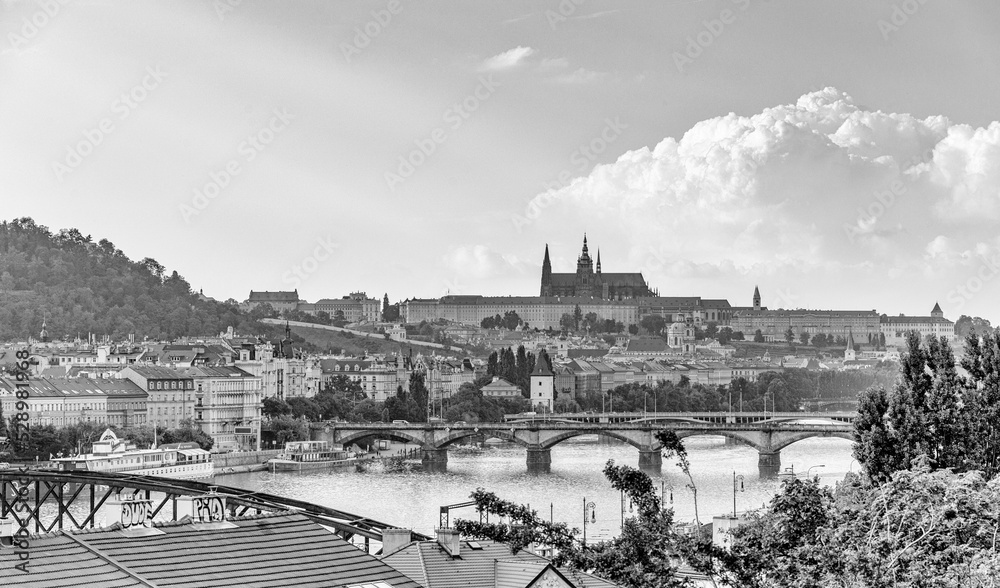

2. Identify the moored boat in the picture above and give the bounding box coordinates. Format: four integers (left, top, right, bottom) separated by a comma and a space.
267, 440, 356, 472
50, 429, 213, 480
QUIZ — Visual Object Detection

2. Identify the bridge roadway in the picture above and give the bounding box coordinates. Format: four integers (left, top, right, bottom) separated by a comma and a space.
317, 412, 856, 477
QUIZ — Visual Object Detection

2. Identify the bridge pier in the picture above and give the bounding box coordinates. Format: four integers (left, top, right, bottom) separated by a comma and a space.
526, 448, 551, 474
638, 449, 662, 475
422, 448, 448, 473
758, 450, 781, 478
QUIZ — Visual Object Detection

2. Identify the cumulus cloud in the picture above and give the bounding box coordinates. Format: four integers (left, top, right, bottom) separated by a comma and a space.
480, 46, 535, 71
521, 87, 1000, 318
442, 244, 526, 281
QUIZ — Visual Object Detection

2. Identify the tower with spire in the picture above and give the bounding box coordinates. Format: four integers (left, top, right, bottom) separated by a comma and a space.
844, 328, 857, 361
753, 286, 761, 311
540, 244, 553, 296
575, 234, 595, 296
930, 302, 943, 318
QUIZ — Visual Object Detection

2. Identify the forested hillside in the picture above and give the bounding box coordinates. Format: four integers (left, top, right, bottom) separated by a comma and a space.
0, 217, 263, 341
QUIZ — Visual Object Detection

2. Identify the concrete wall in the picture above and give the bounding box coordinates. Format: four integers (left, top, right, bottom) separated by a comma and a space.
211, 450, 282, 468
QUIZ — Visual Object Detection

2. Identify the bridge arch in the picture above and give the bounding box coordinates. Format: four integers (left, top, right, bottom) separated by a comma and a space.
770, 431, 855, 452
537, 429, 649, 451
674, 429, 766, 452
336, 430, 424, 447
435, 429, 526, 449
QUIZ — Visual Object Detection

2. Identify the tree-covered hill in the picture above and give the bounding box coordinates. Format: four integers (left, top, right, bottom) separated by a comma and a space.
0, 217, 264, 341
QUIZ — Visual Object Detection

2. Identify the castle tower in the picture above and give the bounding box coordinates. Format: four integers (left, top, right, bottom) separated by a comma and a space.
576, 234, 594, 296
753, 286, 761, 311
540, 244, 552, 296
845, 328, 857, 361
930, 302, 943, 318
530, 349, 555, 410
596, 249, 602, 274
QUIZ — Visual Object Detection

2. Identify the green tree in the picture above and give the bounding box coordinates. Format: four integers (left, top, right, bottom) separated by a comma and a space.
784, 327, 794, 344
573, 304, 583, 330
559, 313, 576, 332
854, 332, 971, 481
161, 419, 214, 450
262, 396, 291, 419
269, 414, 308, 446
640, 314, 666, 336
799, 331, 810, 345
753, 329, 764, 343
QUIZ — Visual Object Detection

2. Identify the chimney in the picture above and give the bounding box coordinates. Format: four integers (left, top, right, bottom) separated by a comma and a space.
381, 527, 412, 556
436, 527, 461, 557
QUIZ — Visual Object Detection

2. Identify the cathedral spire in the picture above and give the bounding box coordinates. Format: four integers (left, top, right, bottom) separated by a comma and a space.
596, 249, 601, 274
582, 234, 589, 255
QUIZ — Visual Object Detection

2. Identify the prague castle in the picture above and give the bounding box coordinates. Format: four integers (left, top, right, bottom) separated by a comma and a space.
540, 235, 655, 299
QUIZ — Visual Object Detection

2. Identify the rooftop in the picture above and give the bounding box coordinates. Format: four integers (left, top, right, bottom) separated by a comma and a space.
0, 512, 421, 588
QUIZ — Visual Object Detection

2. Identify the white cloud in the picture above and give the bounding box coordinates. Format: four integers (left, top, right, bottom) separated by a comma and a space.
520, 87, 1000, 318
480, 46, 535, 71
442, 244, 525, 281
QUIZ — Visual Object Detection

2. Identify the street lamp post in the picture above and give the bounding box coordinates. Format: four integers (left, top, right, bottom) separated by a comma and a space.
806, 464, 825, 479
733, 472, 745, 518
582, 499, 596, 545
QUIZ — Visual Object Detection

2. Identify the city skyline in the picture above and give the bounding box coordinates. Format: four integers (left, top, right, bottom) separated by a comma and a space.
3, 1, 1000, 323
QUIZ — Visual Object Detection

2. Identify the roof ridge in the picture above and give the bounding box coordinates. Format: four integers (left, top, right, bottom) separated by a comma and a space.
417, 541, 432, 588
64, 531, 162, 587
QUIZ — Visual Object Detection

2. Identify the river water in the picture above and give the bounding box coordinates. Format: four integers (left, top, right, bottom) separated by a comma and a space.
218, 435, 855, 541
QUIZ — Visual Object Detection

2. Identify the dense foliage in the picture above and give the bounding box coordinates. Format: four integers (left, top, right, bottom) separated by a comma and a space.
0, 217, 298, 344
563, 367, 895, 415
1, 419, 214, 460
485, 345, 537, 396
719, 467, 1000, 587
854, 331, 1000, 481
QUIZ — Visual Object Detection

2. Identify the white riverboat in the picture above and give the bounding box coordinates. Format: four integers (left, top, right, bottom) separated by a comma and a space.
51, 429, 214, 480
267, 440, 355, 472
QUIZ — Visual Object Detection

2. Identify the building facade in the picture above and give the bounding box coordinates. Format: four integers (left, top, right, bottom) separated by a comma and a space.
880, 303, 956, 347
311, 292, 381, 323
732, 309, 881, 343
183, 366, 262, 452
243, 290, 301, 313
120, 366, 196, 430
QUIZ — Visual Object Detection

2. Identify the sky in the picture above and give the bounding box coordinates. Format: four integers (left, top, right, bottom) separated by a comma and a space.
2, 0, 1000, 323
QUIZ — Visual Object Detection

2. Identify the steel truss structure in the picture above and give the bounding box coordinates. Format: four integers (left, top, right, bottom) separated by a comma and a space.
0, 469, 429, 551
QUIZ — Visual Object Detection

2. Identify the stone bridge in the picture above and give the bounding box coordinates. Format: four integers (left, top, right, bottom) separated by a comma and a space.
314, 414, 855, 477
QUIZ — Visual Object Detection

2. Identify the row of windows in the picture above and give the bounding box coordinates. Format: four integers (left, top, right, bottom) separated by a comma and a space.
148, 380, 194, 391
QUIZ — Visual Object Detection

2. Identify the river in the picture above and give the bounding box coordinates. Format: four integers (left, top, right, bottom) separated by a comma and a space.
218, 435, 855, 541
